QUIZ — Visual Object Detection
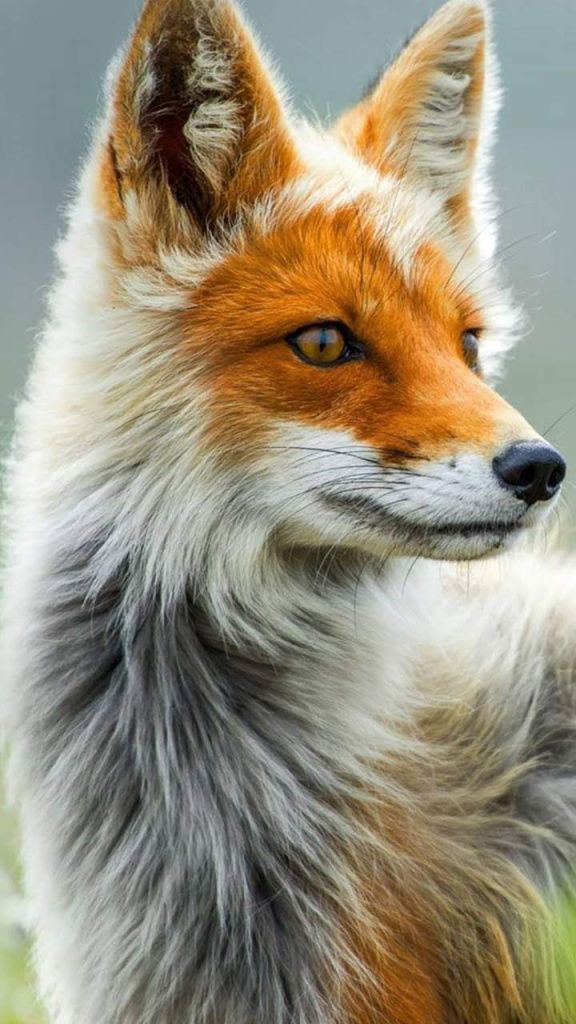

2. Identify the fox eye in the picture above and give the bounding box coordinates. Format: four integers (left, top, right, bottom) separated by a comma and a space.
288, 322, 363, 367
462, 329, 481, 373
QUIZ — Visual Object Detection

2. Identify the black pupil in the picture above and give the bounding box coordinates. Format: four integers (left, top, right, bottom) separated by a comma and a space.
318, 328, 331, 352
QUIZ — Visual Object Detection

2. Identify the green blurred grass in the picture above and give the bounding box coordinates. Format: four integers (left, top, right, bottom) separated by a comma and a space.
542, 887, 576, 1021
0, 794, 45, 1024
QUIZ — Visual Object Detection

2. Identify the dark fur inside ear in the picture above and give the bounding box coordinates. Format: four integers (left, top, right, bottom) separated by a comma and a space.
102, 0, 297, 231
129, 29, 219, 224
108, 2, 231, 223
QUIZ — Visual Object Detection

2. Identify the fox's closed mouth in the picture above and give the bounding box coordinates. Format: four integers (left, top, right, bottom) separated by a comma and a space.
320, 491, 525, 540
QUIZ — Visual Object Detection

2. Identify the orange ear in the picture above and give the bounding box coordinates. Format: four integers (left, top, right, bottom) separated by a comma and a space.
334, 0, 498, 235
98, 0, 299, 230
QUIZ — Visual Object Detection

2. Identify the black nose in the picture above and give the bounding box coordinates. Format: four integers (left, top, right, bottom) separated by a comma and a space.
492, 441, 566, 505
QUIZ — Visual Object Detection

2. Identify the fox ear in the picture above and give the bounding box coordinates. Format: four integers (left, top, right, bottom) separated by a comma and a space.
335, 0, 498, 238
97, 0, 298, 234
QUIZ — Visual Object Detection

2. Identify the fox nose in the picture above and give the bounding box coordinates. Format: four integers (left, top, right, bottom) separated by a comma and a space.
492, 441, 566, 505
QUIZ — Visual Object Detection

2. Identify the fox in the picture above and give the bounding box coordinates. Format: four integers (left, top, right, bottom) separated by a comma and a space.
2, 0, 576, 1021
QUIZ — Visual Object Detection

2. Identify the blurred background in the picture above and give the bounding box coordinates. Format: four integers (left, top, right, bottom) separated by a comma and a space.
1, 0, 575, 1020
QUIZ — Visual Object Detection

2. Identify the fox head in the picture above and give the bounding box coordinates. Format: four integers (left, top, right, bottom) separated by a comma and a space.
57, 0, 564, 596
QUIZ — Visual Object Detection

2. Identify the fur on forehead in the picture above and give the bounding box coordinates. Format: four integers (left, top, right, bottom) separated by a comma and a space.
83, 0, 518, 381
110, 137, 520, 381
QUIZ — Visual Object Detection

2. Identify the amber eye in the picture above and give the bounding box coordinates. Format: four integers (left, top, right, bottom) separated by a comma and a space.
462, 329, 481, 373
288, 322, 363, 367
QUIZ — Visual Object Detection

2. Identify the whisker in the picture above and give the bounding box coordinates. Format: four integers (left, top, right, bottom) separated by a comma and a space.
352, 551, 379, 636
401, 555, 421, 596
542, 401, 576, 439
448, 233, 539, 305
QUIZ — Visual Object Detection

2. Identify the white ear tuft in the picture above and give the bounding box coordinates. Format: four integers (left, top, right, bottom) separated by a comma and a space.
335, 0, 500, 240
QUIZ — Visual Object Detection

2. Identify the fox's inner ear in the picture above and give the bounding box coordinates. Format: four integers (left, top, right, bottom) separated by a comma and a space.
335, 0, 498, 239
98, 0, 299, 235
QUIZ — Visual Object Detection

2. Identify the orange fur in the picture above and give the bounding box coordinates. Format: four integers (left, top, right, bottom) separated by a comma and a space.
188, 209, 529, 465
343, 886, 446, 1024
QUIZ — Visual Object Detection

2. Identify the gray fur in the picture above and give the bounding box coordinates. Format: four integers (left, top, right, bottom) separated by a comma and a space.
9, 537, 361, 1024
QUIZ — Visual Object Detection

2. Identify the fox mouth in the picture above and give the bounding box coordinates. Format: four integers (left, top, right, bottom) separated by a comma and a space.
320, 491, 526, 544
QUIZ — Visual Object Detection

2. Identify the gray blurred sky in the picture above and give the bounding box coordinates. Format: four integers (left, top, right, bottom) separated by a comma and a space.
1, 0, 575, 506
